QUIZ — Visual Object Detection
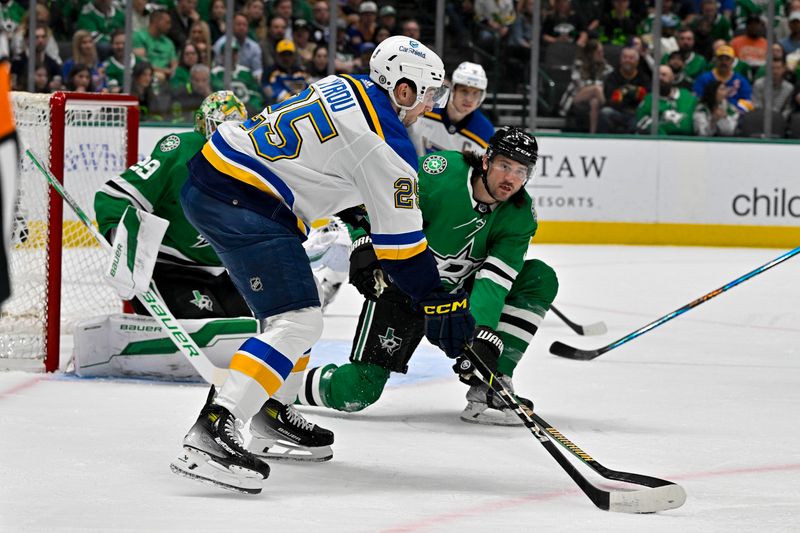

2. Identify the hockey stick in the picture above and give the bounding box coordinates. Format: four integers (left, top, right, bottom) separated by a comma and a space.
550, 304, 607, 336
462, 345, 686, 513
26, 149, 228, 386
550, 245, 800, 361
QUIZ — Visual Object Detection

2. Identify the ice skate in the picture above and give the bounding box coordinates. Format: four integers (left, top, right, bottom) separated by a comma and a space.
170, 401, 271, 494
460, 374, 533, 426
248, 398, 334, 462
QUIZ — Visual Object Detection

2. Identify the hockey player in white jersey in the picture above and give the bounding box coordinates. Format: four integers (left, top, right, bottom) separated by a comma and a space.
170, 36, 477, 494
408, 61, 495, 156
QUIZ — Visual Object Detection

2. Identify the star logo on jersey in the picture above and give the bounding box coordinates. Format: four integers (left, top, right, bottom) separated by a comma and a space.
191, 234, 211, 248
159, 135, 181, 152
379, 327, 403, 355
431, 241, 481, 286
190, 290, 213, 311
422, 154, 447, 175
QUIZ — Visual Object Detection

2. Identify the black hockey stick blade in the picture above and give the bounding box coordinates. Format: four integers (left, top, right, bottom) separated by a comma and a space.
549, 340, 608, 361
462, 346, 686, 513
550, 305, 607, 336
549, 245, 800, 361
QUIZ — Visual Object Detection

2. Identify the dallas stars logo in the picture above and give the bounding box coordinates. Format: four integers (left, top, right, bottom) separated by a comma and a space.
431, 241, 481, 286
422, 154, 447, 174
379, 327, 403, 355
190, 290, 213, 311
159, 135, 181, 152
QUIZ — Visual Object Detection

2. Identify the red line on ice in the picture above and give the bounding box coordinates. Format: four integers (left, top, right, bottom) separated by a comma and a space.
0, 375, 45, 400
378, 462, 800, 532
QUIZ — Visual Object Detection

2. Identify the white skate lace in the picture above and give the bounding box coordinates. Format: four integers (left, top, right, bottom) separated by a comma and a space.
283, 405, 314, 432
221, 415, 248, 454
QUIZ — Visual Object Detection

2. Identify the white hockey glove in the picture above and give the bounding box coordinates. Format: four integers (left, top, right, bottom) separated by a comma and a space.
105, 206, 169, 300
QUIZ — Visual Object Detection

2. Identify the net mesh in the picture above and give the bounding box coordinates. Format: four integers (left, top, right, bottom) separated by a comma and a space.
0, 93, 131, 368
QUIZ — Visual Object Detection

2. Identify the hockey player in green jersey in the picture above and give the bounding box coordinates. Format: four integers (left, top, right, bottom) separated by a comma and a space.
297, 127, 559, 426
94, 90, 251, 319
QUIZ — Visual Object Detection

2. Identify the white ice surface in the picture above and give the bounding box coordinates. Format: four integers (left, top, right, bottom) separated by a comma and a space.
1, 244, 799, 532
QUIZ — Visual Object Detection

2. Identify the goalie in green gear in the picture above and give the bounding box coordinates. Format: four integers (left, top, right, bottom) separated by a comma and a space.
298, 127, 559, 426
94, 90, 250, 319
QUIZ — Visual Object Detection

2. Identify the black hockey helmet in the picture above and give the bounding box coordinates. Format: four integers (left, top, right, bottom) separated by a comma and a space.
486, 127, 538, 170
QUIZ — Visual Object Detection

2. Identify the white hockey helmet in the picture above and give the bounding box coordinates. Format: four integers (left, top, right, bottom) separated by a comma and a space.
369, 35, 448, 112
451, 61, 488, 106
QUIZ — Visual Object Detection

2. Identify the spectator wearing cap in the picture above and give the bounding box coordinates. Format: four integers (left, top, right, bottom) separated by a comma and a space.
212, 12, 263, 82
353, 41, 376, 74
693, 45, 753, 113
711, 38, 751, 80
262, 38, 310, 103
378, 5, 398, 35
780, 12, 800, 54
732, 15, 768, 69
354, 1, 378, 44
261, 15, 289, 71
293, 19, 315, 67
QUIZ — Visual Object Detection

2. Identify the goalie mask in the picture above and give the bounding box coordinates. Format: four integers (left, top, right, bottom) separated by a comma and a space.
194, 90, 247, 139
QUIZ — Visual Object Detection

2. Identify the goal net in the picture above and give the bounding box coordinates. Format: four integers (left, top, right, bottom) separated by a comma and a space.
0, 92, 139, 372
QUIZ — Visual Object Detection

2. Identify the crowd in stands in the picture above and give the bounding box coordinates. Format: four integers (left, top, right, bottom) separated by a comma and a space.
3, 0, 420, 121
3, 0, 800, 137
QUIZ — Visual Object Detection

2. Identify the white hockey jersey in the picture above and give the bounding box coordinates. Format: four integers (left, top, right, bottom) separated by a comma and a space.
408, 107, 494, 157
191, 74, 441, 300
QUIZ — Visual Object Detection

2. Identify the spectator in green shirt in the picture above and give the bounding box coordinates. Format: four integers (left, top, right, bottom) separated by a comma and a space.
133, 9, 179, 82
636, 64, 698, 135
100, 29, 139, 93
76, 0, 126, 58
661, 27, 708, 84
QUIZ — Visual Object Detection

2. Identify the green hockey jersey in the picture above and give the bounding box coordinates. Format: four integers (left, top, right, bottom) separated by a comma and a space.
350, 151, 538, 327
94, 131, 223, 269
417, 152, 537, 327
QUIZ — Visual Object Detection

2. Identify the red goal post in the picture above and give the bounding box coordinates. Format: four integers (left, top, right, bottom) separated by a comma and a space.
1, 92, 139, 372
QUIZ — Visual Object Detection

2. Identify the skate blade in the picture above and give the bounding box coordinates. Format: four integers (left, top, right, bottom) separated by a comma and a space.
249, 437, 333, 462
170, 448, 266, 494
460, 405, 524, 427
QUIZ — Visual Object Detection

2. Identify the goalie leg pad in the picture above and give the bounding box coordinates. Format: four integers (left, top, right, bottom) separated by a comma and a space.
129, 263, 252, 319
349, 286, 424, 374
